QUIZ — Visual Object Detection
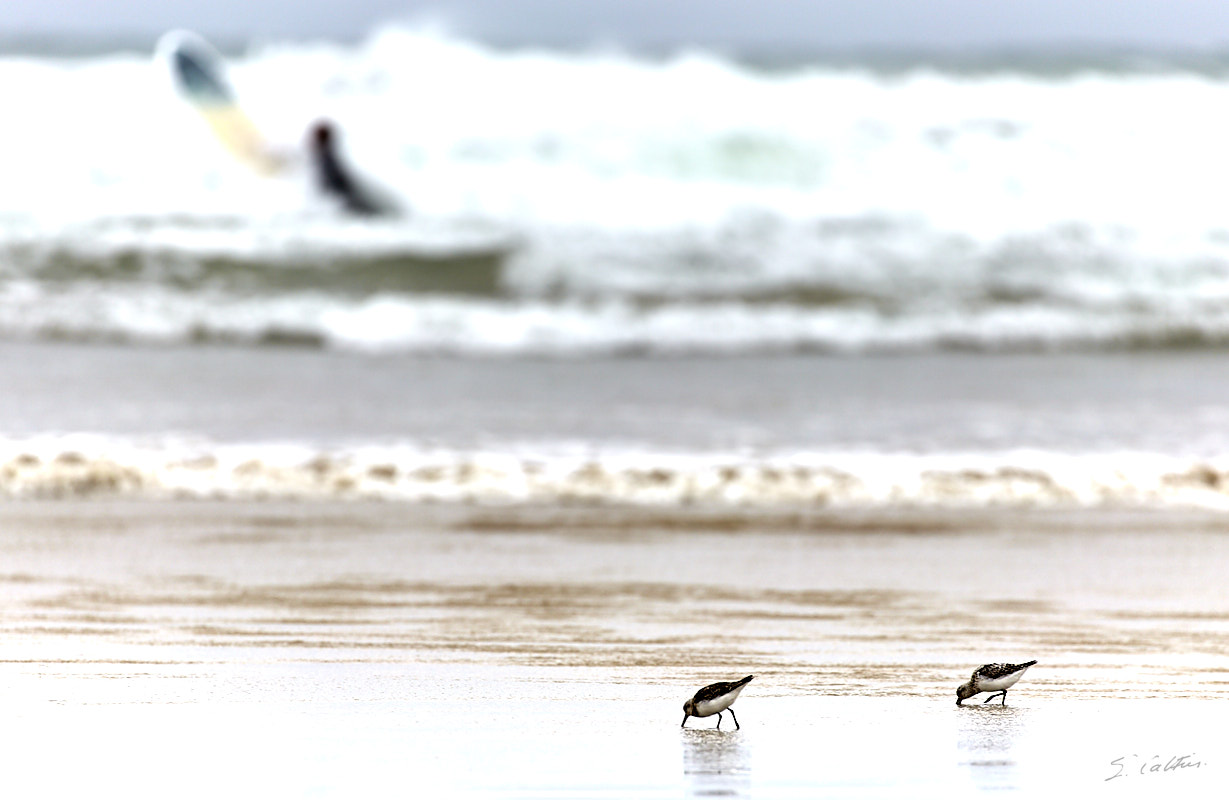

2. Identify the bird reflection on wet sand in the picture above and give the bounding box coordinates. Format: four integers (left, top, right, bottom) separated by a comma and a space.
957, 704, 1026, 792
682, 729, 752, 798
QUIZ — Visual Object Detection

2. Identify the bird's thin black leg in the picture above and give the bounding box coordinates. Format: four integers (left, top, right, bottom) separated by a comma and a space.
728, 708, 740, 730
983, 691, 1005, 704
1000, 691, 1008, 706
715, 711, 723, 730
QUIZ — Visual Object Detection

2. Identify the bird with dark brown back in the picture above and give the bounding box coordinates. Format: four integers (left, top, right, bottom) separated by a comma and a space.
956, 661, 1037, 706
682, 675, 754, 730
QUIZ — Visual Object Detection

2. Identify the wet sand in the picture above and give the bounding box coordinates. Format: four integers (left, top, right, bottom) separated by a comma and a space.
1, 501, 1226, 797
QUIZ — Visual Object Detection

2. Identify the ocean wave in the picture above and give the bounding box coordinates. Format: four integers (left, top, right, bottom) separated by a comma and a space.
8, 27, 1229, 231
4, 240, 1229, 355
6, 29, 1229, 355
3, 292, 1229, 357
4, 438, 1229, 509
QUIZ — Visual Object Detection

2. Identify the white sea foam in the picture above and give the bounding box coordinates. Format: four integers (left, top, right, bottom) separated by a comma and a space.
4, 435, 1229, 509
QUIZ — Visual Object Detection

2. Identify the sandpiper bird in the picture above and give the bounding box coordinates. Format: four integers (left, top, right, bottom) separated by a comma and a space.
956, 660, 1037, 706
682, 675, 753, 729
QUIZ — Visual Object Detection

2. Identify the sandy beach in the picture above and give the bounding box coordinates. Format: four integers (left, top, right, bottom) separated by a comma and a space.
2, 500, 1225, 797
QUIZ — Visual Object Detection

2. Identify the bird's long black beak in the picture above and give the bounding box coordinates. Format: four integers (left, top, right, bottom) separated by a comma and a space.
681, 714, 689, 728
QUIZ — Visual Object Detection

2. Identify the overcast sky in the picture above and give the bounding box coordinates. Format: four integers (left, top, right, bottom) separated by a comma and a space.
5, 0, 1229, 51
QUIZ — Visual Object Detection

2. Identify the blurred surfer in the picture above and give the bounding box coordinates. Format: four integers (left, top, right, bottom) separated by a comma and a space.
308, 119, 400, 217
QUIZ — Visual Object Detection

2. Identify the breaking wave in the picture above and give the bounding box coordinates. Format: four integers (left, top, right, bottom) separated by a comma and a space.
5, 28, 1229, 355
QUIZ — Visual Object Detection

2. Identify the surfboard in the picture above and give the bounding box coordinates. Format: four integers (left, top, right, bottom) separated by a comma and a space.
157, 30, 286, 174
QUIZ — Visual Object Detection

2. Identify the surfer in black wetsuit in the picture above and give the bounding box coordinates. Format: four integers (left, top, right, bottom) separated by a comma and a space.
308, 119, 398, 217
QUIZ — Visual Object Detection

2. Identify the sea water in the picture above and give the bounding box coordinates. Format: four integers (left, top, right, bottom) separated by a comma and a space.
3, 28, 1229, 356
2, 29, 1229, 507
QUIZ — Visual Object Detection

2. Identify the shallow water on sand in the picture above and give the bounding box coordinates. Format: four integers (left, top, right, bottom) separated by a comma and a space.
2, 669, 1222, 798
1, 501, 1226, 796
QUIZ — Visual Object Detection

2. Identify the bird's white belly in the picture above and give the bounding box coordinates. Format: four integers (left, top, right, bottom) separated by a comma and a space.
980, 670, 1027, 692
694, 686, 745, 717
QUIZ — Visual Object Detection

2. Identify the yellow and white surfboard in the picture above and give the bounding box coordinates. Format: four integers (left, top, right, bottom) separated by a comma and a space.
157, 30, 287, 175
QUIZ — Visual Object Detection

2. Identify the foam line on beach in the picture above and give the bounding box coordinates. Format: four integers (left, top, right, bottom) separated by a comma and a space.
4, 438, 1229, 508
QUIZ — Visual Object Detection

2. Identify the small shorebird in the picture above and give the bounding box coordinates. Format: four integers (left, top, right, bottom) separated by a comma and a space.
956, 660, 1037, 706
682, 675, 754, 729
